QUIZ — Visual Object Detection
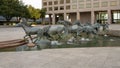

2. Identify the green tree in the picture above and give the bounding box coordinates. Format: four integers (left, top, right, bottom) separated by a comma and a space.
0, 0, 30, 21
27, 5, 40, 21
40, 8, 46, 24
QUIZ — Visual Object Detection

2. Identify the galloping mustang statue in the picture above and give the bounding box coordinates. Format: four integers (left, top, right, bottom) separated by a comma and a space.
16, 18, 65, 43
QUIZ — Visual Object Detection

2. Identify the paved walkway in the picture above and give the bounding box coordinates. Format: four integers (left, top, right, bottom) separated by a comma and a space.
109, 24, 120, 30
0, 27, 25, 41
0, 47, 120, 68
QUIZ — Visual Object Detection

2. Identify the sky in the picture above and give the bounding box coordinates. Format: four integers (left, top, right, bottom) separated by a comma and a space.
22, 0, 42, 9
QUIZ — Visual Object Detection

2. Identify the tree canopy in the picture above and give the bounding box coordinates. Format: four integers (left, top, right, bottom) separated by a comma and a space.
0, 0, 47, 23
0, 0, 30, 21
40, 8, 47, 23
27, 5, 40, 21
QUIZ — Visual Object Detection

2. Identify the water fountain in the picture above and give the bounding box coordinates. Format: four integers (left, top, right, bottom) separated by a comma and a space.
0, 20, 120, 52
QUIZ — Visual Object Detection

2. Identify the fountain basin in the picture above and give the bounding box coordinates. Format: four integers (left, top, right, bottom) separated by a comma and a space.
0, 36, 120, 52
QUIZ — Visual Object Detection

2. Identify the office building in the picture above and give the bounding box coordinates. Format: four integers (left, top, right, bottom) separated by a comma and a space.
42, 0, 120, 24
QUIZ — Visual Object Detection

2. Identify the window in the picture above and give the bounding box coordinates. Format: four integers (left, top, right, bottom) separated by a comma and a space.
49, 1, 52, 5
72, 0, 77, 3
110, 1, 117, 6
54, 1, 58, 5
66, 0, 70, 3
112, 11, 120, 24
72, 5, 77, 9
93, 0, 98, 1
43, 2, 47, 6
93, 2, 99, 8
60, 6, 64, 10
86, 0, 91, 1
49, 7, 52, 11
44, 8, 47, 11
96, 12, 108, 24
66, 5, 70, 10
119, 0, 120, 5
54, 7, 58, 11
79, 4, 84, 9
101, 2, 108, 7
86, 3, 91, 8
79, 0, 84, 2
60, 0, 64, 4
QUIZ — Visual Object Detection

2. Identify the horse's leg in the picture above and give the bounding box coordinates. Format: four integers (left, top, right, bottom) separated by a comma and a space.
77, 29, 82, 37
44, 32, 53, 40
23, 35, 30, 43
24, 35, 27, 39
58, 33, 62, 40
28, 35, 34, 43
90, 30, 97, 38
37, 29, 43, 40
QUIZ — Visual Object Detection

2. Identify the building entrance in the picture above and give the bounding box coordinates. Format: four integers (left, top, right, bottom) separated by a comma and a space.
95, 11, 108, 24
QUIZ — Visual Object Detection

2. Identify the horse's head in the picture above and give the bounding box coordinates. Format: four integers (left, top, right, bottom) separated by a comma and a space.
92, 22, 101, 32
93, 22, 101, 28
57, 20, 71, 26
73, 20, 81, 26
57, 20, 65, 24
64, 20, 72, 25
104, 23, 109, 28
102, 23, 109, 31
85, 22, 92, 26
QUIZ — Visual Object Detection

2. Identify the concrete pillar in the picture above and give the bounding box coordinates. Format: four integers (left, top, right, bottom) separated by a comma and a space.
77, 12, 80, 20
49, 14, 52, 24
91, 11, 95, 24
64, 0, 66, 11
64, 13, 67, 20
52, 13, 55, 24
108, 10, 112, 24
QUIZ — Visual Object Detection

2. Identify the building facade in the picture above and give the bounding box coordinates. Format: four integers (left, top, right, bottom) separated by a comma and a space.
42, 0, 120, 24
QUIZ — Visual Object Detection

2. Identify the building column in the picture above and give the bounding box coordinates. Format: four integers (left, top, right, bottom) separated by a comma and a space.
108, 10, 112, 24
64, 13, 67, 20
91, 11, 95, 24
52, 13, 55, 24
49, 14, 52, 24
77, 12, 80, 20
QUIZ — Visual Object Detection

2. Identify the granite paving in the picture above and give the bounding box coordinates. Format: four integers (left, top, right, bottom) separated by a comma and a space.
0, 47, 120, 68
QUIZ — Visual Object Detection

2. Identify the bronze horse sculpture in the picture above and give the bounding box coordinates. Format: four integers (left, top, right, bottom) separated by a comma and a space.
16, 20, 66, 43
58, 20, 102, 37
16, 22, 51, 43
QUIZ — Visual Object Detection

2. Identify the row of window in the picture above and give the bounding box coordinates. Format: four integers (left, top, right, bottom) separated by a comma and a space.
43, 0, 69, 6
43, 0, 120, 6
44, 1, 119, 11
43, 0, 98, 6
78, 1, 118, 8
96, 11, 120, 24
48, 6, 66, 11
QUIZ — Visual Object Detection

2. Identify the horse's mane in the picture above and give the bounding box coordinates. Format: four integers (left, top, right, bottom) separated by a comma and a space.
64, 20, 72, 25
57, 20, 72, 26
73, 20, 81, 26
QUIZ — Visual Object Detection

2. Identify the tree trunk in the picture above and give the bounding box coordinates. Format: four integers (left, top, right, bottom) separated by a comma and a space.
42, 17, 45, 25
